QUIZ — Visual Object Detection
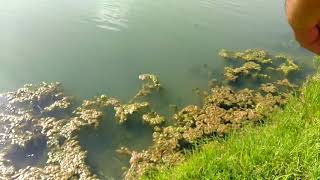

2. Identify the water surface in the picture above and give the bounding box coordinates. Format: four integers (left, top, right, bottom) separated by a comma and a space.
0, 0, 313, 179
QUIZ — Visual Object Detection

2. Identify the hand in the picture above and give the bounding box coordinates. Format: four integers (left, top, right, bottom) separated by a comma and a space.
286, 0, 320, 54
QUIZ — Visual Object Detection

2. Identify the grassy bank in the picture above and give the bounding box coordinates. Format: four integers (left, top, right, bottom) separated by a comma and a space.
145, 74, 320, 179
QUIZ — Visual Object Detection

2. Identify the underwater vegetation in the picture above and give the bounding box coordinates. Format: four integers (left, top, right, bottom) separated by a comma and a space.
0, 49, 311, 179
219, 49, 299, 82
0, 74, 163, 179
146, 71, 320, 179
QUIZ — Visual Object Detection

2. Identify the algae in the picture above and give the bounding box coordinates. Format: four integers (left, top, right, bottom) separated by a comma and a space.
260, 83, 278, 94
0, 74, 165, 179
219, 49, 300, 83
0, 83, 100, 179
114, 102, 150, 124
142, 112, 165, 126
219, 49, 272, 64
224, 62, 262, 82
276, 58, 299, 76
0, 50, 309, 179
124, 49, 305, 179
131, 74, 162, 102
124, 86, 290, 179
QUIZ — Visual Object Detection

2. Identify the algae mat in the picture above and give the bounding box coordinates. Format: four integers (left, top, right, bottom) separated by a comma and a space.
0, 49, 315, 179
0, 0, 315, 179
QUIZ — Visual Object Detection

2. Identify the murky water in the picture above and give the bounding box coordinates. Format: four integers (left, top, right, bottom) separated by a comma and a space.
0, 0, 315, 179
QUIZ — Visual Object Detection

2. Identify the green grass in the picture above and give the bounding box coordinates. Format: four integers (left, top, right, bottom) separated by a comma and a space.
145, 75, 320, 179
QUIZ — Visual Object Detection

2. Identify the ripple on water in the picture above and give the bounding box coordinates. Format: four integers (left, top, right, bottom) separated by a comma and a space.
93, 0, 132, 31
199, 0, 258, 18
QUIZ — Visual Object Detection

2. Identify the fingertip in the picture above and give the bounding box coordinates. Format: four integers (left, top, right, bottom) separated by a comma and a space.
293, 26, 320, 54
313, 46, 320, 55
294, 28, 319, 46
306, 43, 320, 55
309, 26, 320, 44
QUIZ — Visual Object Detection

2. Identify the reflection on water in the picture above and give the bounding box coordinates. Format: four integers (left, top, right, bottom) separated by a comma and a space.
93, 0, 132, 31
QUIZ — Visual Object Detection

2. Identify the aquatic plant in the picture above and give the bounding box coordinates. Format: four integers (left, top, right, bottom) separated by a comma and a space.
142, 112, 165, 126
124, 49, 307, 179
124, 84, 291, 179
0, 83, 100, 179
114, 102, 150, 124
146, 73, 320, 179
224, 62, 262, 82
219, 49, 272, 64
0, 74, 165, 179
131, 74, 162, 102
219, 49, 300, 83
0, 50, 309, 179
276, 58, 299, 76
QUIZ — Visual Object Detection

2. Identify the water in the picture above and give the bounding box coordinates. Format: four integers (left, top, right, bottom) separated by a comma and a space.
0, 0, 314, 179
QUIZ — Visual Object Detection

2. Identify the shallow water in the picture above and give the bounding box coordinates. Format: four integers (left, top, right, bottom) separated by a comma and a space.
0, 0, 315, 179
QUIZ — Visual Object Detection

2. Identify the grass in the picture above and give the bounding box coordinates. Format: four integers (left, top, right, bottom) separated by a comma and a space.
145, 74, 320, 179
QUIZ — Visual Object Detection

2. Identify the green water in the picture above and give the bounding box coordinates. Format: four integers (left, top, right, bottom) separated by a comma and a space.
0, 0, 314, 179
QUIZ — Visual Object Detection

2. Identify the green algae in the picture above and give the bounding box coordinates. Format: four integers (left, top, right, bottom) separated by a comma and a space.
142, 112, 165, 126
219, 49, 300, 83
0, 50, 311, 179
124, 49, 307, 179
0, 83, 100, 179
219, 49, 273, 64
114, 102, 150, 124
125, 86, 290, 179
0, 74, 165, 179
260, 83, 278, 94
131, 74, 162, 102
277, 59, 299, 76
224, 62, 262, 82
